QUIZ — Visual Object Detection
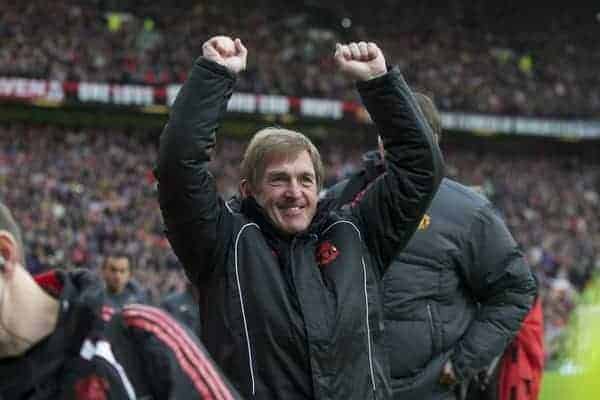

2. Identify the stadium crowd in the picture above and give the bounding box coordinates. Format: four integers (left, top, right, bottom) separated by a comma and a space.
1, 0, 598, 118
0, 122, 598, 364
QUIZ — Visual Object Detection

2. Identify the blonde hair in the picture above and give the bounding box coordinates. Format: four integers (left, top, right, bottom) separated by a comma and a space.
240, 127, 324, 190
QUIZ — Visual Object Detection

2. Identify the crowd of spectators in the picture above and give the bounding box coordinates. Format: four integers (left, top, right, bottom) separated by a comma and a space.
1, 122, 598, 363
0, 123, 185, 301
1, 0, 598, 118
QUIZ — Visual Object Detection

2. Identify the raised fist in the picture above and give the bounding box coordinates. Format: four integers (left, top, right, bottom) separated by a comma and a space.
202, 36, 247, 74
334, 41, 387, 81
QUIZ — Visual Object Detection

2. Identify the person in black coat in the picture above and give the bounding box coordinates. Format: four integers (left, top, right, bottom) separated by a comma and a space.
323, 93, 536, 400
156, 35, 444, 399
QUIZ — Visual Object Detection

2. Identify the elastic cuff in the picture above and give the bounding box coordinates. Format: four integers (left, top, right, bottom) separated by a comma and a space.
194, 56, 237, 81
355, 65, 401, 91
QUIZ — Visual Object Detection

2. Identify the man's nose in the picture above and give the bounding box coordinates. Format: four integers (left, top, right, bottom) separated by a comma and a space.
284, 180, 302, 197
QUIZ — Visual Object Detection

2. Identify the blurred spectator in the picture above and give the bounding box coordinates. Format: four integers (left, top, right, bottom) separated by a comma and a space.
101, 254, 150, 308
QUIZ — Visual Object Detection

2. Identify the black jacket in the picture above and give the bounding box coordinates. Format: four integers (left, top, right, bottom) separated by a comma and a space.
156, 57, 443, 399
0, 269, 241, 400
326, 169, 537, 400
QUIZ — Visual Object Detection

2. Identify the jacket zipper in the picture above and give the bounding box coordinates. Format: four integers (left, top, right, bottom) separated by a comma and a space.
234, 223, 259, 395
361, 256, 377, 393
427, 304, 436, 353
323, 220, 377, 393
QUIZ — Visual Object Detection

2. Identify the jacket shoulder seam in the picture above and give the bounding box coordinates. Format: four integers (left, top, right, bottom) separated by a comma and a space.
322, 219, 363, 240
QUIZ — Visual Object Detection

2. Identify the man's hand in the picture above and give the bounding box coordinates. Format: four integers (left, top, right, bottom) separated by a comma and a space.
202, 36, 247, 74
334, 41, 387, 81
439, 360, 458, 386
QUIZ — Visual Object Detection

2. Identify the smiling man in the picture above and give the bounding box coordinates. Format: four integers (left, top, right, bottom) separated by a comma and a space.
239, 128, 322, 235
156, 35, 444, 399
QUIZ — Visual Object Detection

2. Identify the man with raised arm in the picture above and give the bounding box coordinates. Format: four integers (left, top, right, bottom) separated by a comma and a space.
156, 35, 444, 399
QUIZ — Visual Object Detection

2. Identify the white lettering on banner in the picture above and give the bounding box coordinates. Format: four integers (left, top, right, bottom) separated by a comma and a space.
27, 80, 46, 98
227, 93, 256, 113
46, 80, 64, 102
78, 83, 110, 103
441, 112, 514, 134
0, 78, 17, 96
300, 98, 343, 119
258, 95, 289, 115
166, 84, 182, 107
441, 112, 600, 139
0, 78, 47, 98
2, 76, 600, 139
112, 85, 154, 106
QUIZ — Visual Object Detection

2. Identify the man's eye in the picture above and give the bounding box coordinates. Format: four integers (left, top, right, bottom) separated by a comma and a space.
301, 176, 315, 186
270, 177, 285, 185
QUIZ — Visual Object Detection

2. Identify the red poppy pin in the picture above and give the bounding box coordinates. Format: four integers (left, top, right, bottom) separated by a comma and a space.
74, 374, 109, 400
316, 241, 339, 267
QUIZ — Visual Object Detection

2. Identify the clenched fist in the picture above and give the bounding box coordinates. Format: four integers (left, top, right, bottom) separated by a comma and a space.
202, 36, 247, 74
334, 41, 387, 81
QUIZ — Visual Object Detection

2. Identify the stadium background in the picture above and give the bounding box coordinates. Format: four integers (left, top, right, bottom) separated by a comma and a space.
1, 1, 599, 398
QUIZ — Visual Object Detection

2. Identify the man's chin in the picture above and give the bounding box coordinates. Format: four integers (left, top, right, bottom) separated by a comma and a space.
277, 222, 308, 236
270, 213, 311, 235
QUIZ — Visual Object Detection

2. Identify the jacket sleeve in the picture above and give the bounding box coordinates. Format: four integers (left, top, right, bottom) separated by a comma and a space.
451, 203, 537, 381
155, 57, 236, 283
124, 305, 242, 399
351, 68, 444, 271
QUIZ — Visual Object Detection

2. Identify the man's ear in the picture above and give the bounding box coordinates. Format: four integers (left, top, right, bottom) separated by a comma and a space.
239, 179, 254, 198
0, 231, 18, 276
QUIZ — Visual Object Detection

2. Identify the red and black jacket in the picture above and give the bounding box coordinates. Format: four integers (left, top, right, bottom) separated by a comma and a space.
0, 269, 242, 400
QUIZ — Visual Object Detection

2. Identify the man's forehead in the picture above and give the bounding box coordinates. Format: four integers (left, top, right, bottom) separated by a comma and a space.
263, 150, 315, 174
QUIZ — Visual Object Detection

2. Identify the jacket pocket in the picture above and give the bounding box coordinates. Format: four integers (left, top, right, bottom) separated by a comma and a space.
386, 318, 434, 379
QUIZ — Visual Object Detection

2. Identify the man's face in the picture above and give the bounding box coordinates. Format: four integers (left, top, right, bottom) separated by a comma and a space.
102, 257, 131, 294
252, 150, 318, 235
